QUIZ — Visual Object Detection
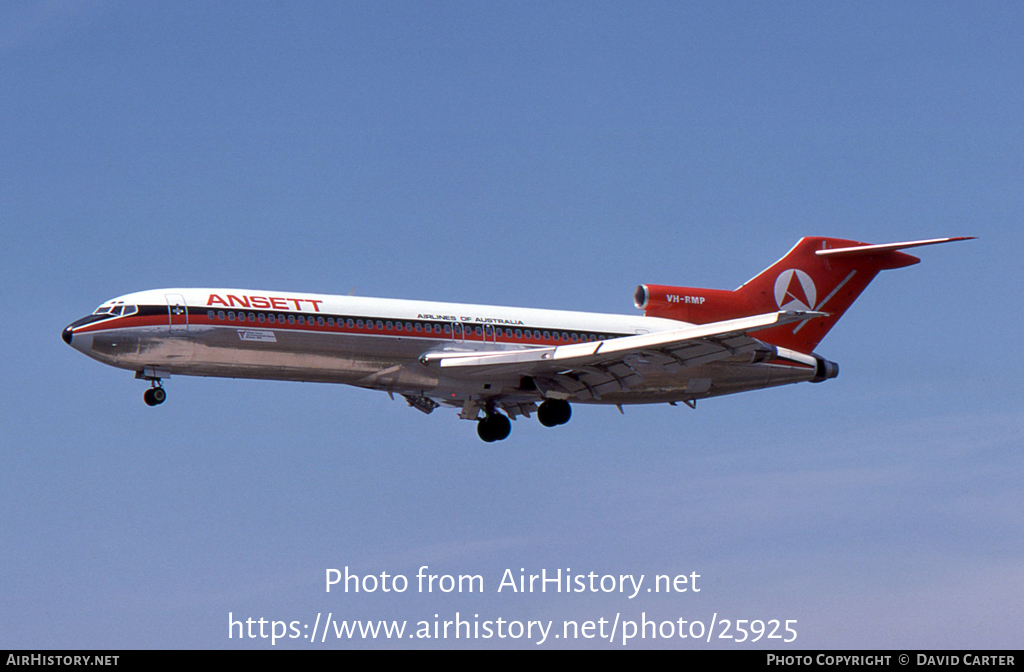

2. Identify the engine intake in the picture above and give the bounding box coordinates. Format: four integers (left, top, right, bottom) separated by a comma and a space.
634, 284, 649, 310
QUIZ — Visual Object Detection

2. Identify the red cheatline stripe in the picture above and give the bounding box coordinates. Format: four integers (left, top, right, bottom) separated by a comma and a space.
74, 310, 609, 346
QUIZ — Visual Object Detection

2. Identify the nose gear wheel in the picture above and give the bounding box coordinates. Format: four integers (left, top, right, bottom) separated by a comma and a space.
143, 382, 166, 406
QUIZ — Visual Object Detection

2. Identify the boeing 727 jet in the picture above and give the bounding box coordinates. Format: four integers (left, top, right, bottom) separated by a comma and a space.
62, 236, 971, 441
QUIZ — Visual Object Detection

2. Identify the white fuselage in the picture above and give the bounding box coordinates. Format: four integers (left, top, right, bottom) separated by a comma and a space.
63, 287, 815, 410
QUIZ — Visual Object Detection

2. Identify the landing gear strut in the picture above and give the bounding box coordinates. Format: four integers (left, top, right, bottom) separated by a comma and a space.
537, 399, 571, 427
143, 381, 166, 407
477, 412, 512, 443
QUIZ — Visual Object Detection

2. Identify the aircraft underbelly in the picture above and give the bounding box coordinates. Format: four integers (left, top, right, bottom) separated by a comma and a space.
81, 325, 815, 404
85, 326, 442, 387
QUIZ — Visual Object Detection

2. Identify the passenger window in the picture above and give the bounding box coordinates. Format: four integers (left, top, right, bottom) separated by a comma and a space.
318, 317, 325, 326
347, 319, 354, 328
288, 315, 295, 324
228, 311, 236, 321
207, 310, 215, 319
218, 311, 226, 320
376, 321, 384, 330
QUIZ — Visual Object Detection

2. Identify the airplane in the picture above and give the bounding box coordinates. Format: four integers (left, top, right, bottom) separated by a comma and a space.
62, 236, 972, 442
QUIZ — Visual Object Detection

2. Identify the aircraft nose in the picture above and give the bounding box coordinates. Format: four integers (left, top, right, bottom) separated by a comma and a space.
63, 314, 106, 352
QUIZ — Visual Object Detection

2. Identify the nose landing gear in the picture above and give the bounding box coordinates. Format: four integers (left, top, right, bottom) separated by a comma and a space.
143, 382, 166, 406
136, 368, 169, 407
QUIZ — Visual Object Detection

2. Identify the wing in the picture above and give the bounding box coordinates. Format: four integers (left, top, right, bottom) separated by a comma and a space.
422, 310, 822, 401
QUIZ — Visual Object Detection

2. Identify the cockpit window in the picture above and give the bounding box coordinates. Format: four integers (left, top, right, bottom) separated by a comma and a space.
93, 301, 135, 317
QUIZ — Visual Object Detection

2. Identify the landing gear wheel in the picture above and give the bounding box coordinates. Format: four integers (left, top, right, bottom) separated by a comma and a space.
537, 399, 571, 427
143, 386, 166, 406
477, 413, 512, 442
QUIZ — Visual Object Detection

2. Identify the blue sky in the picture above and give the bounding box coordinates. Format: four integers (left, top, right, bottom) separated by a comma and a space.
1, 1, 1021, 648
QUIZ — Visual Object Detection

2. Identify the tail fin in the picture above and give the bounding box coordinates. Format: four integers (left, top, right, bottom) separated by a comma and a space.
635, 236, 974, 354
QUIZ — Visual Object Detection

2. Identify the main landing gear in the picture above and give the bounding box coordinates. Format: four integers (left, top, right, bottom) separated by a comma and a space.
143, 382, 166, 407
477, 412, 512, 443
537, 399, 571, 427
476, 400, 572, 442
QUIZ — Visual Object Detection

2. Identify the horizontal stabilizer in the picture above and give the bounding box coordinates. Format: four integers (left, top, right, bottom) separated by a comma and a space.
815, 236, 975, 257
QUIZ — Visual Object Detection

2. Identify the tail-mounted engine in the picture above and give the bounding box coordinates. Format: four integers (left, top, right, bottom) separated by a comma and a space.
811, 356, 839, 383
634, 284, 753, 324
766, 346, 840, 384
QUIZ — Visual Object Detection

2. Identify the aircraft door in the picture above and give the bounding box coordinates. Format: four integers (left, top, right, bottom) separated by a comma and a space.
483, 324, 495, 343
166, 294, 188, 332
452, 321, 465, 342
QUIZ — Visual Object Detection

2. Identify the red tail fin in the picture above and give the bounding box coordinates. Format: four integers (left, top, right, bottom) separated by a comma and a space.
636, 236, 973, 353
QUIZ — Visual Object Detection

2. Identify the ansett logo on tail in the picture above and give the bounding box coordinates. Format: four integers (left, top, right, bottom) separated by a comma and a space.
774, 269, 817, 311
